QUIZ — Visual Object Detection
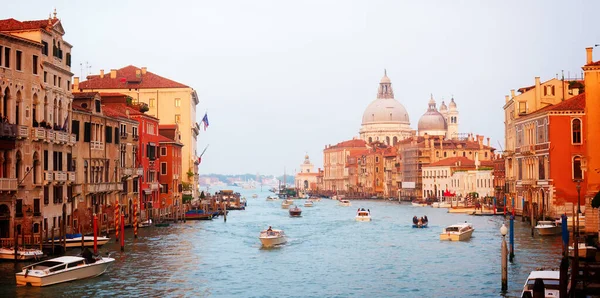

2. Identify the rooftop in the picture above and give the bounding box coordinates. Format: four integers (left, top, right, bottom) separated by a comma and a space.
79, 65, 189, 89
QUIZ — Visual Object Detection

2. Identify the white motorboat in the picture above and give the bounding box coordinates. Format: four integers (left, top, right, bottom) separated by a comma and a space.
0, 247, 44, 261
252, 194, 258, 198
259, 229, 287, 247
439, 202, 451, 208
568, 243, 598, 259
266, 196, 278, 201
308, 197, 321, 202
535, 220, 561, 236
138, 219, 152, 228
339, 200, 351, 207
520, 270, 560, 298
304, 200, 314, 207
440, 222, 474, 241
16, 254, 115, 287
355, 209, 371, 221
431, 202, 440, 208
48, 234, 110, 248
281, 199, 293, 209
411, 201, 428, 207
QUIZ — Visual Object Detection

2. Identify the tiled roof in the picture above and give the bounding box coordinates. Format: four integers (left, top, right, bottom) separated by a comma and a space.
327, 139, 367, 149
159, 125, 177, 140
547, 93, 585, 111
586, 60, 600, 66
72, 104, 89, 112
99, 92, 127, 97
102, 105, 129, 119
72, 92, 98, 99
0, 18, 59, 32
425, 156, 493, 168
79, 65, 189, 89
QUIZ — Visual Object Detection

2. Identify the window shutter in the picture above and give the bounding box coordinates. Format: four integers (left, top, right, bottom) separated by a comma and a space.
43, 150, 48, 171
72, 120, 80, 141
115, 127, 120, 144
84, 122, 91, 142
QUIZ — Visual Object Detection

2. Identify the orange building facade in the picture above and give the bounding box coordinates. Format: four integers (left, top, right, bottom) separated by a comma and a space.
157, 125, 183, 212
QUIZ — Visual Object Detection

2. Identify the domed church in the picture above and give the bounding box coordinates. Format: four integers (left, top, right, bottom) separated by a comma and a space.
359, 71, 413, 145
359, 71, 460, 144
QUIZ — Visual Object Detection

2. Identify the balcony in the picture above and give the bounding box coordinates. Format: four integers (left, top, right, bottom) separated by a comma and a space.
519, 179, 536, 186
54, 171, 67, 183
136, 168, 144, 176
0, 178, 17, 191
17, 125, 28, 139
91, 141, 104, 150
67, 172, 75, 183
44, 171, 53, 183
120, 132, 128, 139
85, 183, 123, 193
56, 131, 69, 144
45, 131, 54, 143
68, 134, 76, 146
122, 168, 133, 176
133, 134, 139, 141
150, 183, 159, 191
173, 174, 179, 180
31, 127, 46, 141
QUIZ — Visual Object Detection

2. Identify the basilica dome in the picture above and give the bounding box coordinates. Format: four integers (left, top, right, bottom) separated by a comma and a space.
418, 96, 447, 134
361, 72, 410, 125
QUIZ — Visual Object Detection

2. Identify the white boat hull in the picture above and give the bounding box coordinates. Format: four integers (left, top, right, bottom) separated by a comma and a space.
411, 202, 427, 207
259, 234, 287, 247
431, 202, 440, 208
535, 226, 561, 236
16, 258, 115, 287
0, 248, 44, 261
61, 237, 110, 248
355, 215, 371, 221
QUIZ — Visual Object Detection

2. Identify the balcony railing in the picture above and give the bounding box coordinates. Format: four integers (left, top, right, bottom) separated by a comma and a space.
54, 171, 67, 182
31, 127, 46, 141
91, 141, 104, 150
0, 123, 17, 138
86, 183, 123, 193
150, 183, 159, 191
120, 132, 128, 139
0, 178, 17, 191
17, 125, 28, 139
67, 172, 75, 183
44, 171, 53, 183
45, 131, 55, 143
122, 168, 133, 176
68, 134, 76, 145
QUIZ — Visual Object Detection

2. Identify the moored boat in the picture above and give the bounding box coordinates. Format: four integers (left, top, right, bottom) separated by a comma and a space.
289, 205, 302, 217
520, 270, 560, 298
411, 200, 428, 207
338, 199, 351, 207
304, 200, 314, 207
308, 197, 321, 202
252, 194, 258, 198
0, 247, 44, 261
568, 243, 598, 259
535, 220, 561, 236
185, 208, 214, 220
16, 252, 115, 287
281, 199, 293, 209
440, 222, 474, 241
355, 208, 371, 221
259, 228, 287, 247
138, 219, 152, 227
266, 196, 278, 201
47, 234, 110, 248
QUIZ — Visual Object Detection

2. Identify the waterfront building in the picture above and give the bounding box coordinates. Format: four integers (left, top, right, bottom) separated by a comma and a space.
397, 133, 495, 200
75, 66, 200, 199
359, 71, 413, 145
582, 47, 600, 235
158, 124, 183, 212
422, 156, 494, 199
100, 94, 161, 221
101, 95, 141, 227
71, 92, 123, 234
323, 139, 368, 193
492, 154, 506, 204
503, 76, 576, 216
503, 75, 584, 218
0, 14, 76, 243
294, 154, 319, 195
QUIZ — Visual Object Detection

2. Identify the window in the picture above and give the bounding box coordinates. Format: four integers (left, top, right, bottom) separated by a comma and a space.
33, 55, 38, 74
175, 98, 181, 107
58, 77, 61, 88
149, 98, 155, 108
539, 156, 546, 180
53, 75, 57, 86
16, 50, 22, 71
66, 53, 71, 67
4, 47, 10, 68
132, 126, 138, 138
147, 123, 155, 135
120, 124, 127, 137
95, 100, 101, 113
44, 186, 49, 205
175, 114, 180, 123
34, 198, 41, 216
161, 162, 167, 175
573, 156, 583, 180
105, 126, 113, 143
16, 199, 23, 217
572, 118, 582, 144
67, 80, 70, 91
160, 147, 167, 156
44, 71, 47, 83
518, 102, 527, 114
161, 183, 168, 194
42, 41, 48, 55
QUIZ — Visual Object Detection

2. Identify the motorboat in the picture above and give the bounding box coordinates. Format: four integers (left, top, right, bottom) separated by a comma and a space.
0, 247, 44, 261
411, 200, 428, 207
15, 252, 115, 287
304, 200, 314, 207
535, 220, 561, 236
252, 194, 258, 198
520, 270, 560, 298
568, 243, 598, 259
440, 222, 474, 241
355, 209, 371, 221
412, 216, 429, 228
281, 199, 293, 209
48, 234, 110, 248
266, 196, 278, 201
138, 219, 153, 227
258, 229, 287, 247
289, 205, 302, 217
338, 200, 351, 207
308, 197, 321, 202
185, 208, 215, 220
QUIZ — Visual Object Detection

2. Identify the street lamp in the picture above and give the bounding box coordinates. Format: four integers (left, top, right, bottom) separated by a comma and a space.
500, 223, 508, 292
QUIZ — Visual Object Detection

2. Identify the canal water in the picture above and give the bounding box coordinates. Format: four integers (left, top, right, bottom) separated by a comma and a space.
0, 187, 563, 297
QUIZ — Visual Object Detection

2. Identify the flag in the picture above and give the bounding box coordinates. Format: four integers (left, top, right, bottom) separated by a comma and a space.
201, 113, 209, 131
62, 114, 69, 131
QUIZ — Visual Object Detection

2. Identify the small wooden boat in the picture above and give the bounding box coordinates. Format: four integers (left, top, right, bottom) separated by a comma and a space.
440, 222, 474, 241
338, 200, 351, 207
289, 205, 302, 217
0, 247, 44, 261
138, 219, 152, 228
47, 234, 110, 248
281, 199, 293, 209
185, 208, 214, 220
304, 200, 314, 207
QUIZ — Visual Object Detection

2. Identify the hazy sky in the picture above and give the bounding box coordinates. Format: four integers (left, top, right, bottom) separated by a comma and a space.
5, 1, 600, 176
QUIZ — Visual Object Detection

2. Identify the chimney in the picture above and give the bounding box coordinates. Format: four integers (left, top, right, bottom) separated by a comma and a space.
586, 47, 593, 65
478, 135, 484, 149
100, 69, 104, 78
73, 77, 79, 91
141, 67, 147, 75
510, 89, 515, 98
487, 137, 490, 147
475, 152, 480, 170
136, 69, 141, 77
505, 95, 509, 103
535, 76, 540, 87
110, 69, 117, 79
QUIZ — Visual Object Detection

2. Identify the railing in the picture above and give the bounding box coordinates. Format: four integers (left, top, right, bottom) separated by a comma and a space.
17, 125, 28, 139
0, 123, 17, 138
68, 134, 76, 145
68, 172, 75, 182
150, 183, 159, 191
122, 168, 133, 176
86, 183, 123, 193
31, 127, 46, 141
44, 171, 53, 183
45, 131, 55, 143
136, 168, 144, 176
120, 132, 128, 139
519, 179, 536, 185
54, 171, 67, 182
91, 141, 104, 150
56, 131, 69, 144
0, 178, 17, 191
133, 134, 139, 141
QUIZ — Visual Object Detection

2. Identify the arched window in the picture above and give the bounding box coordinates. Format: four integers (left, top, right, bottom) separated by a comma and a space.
393, 136, 398, 145
443, 152, 447, 157
572, 118, 582, 144
573, 156, 583, 180
368, 137, 372, 143
386, 136, 390, 145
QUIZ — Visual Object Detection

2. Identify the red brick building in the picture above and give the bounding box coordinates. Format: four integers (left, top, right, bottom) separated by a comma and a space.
158, 124, 183, 211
